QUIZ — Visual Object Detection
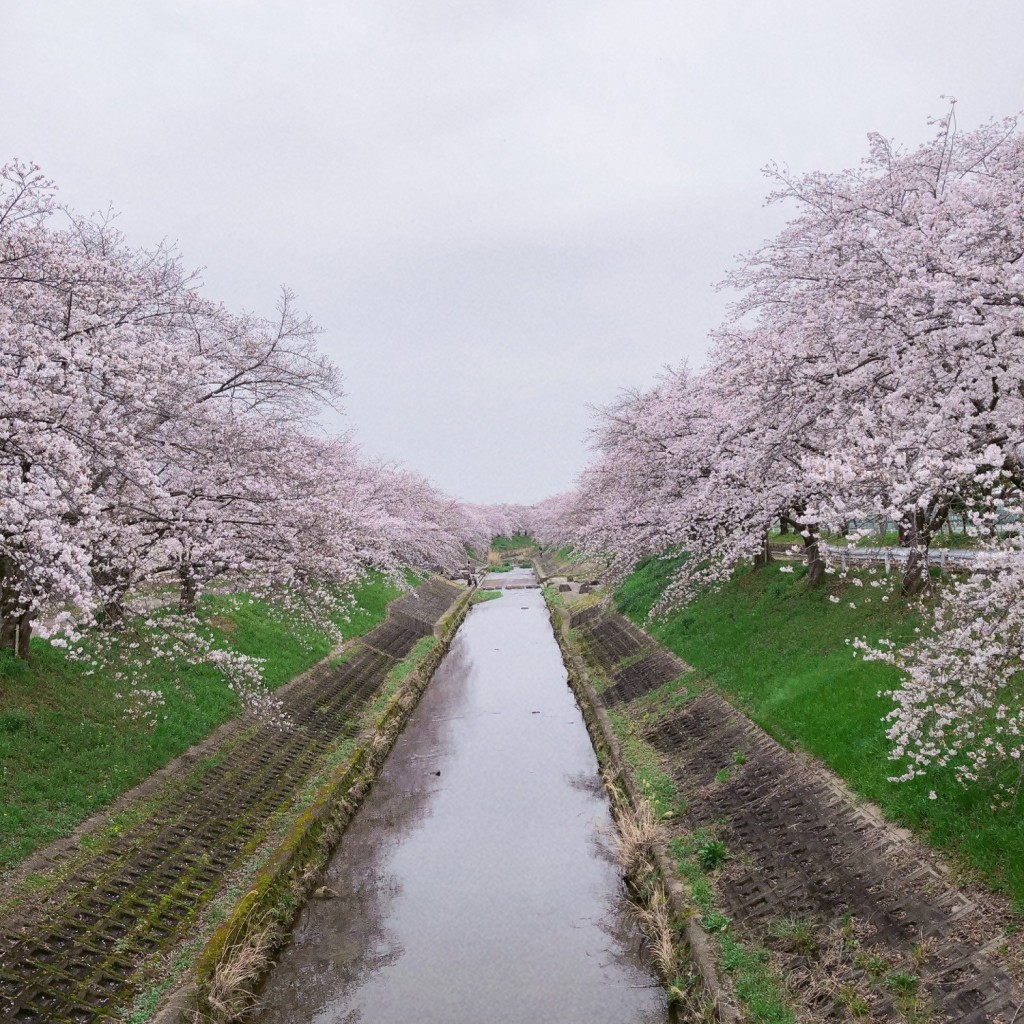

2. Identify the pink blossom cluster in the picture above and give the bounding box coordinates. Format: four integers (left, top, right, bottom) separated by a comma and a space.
543, 106, 1024, 788
856, 556, 1024, 797
0, 162, 514, 707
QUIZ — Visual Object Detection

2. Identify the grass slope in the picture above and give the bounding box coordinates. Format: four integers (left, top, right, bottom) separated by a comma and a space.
0, 571, 408, 868
489, 534, 539, 552
616, 555, 1024, 908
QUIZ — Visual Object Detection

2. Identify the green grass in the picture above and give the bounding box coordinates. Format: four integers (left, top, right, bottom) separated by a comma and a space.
606, 709, 680, 818
616, 558, 1024, 908
0, 571, 408, 868
768, 525, 982, 549
630, 671, 702, 727
470, 590, 502, 604
719, 935, 795, 1022
383, 636, 437, 690
490, 534, 539, 552
664, 830, 794, 1023
615, 550, 689, 622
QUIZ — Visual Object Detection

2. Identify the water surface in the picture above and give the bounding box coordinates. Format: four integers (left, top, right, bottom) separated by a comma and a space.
254, 572, 668, 1023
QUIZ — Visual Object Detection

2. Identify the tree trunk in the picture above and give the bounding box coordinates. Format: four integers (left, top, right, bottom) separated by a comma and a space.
804, 531, 826, 588
93, 563, 127, 628
102, 598, 126, 628
780, 513, 802, 535
898, 505, 946, 597
900, 547, 931, 597
753, 533, 774, 567
179, 564, 198, 616
0, 553, 33, 659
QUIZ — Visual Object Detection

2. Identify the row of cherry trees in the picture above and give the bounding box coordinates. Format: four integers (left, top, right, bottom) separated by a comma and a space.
536, 107, 1024, 791
0, 162, 511, 688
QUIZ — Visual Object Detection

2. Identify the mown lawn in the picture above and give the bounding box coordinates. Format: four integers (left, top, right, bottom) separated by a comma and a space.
0, 571, 408, 868
616, 555, 1024, 908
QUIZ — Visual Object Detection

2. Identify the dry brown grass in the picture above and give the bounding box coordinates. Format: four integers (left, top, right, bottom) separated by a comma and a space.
298, 857, 323, 891
600, 764, 624, 800
777, 915, 938, 1022
631, 886, 678, 979
206, 923, 276, 1022
614, 798, 662, 877
668, 982, 719, 1022
622, 822, 716, 1020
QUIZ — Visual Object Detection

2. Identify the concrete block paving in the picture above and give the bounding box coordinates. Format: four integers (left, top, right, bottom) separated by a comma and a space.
0, 579, 463, 1024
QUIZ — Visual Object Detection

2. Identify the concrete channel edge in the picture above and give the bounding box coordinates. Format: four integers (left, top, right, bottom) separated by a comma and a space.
153, 585, 474, 1024
544, 593, 742, 1024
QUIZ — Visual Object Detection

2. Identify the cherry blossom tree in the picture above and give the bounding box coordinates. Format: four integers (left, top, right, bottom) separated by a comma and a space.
1, 162, 197, 654
563, 360, 825, 609
0, 161, 473, 682
1, 167, 340, 654
857, 555, 1024, 797
557, 104, 1024, 592
720, 103, 1024, 593
528, 491, 579, 550
540, 107, 1024, 787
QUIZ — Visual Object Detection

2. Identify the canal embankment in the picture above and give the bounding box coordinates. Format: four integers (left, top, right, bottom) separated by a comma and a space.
0, 572, 413, 873
0, 578, 470, 1024
545, 572, 1024, 1023
545, 590, 735, 1023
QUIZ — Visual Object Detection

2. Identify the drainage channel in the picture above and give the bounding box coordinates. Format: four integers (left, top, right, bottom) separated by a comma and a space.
252, 569, 669, 1023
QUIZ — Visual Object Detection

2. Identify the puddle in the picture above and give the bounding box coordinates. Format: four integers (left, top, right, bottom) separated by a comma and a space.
253, 573, 668, 1023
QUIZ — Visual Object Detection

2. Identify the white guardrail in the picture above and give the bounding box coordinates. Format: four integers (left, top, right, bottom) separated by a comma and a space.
818, 543, 985, 573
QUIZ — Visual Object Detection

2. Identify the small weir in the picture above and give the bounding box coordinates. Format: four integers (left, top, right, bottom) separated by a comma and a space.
253, 569, 668, 1022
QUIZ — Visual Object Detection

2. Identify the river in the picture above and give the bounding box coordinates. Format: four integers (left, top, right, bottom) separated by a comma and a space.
253, 570, 668, 1023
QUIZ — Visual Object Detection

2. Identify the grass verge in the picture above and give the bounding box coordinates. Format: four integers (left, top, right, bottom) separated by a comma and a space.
489, 534, 539, 552
616, 557, 1024, 907
0, 571, 408, 868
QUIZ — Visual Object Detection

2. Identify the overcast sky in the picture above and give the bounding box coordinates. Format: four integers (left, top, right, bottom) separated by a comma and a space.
4, 2, 1023, 504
